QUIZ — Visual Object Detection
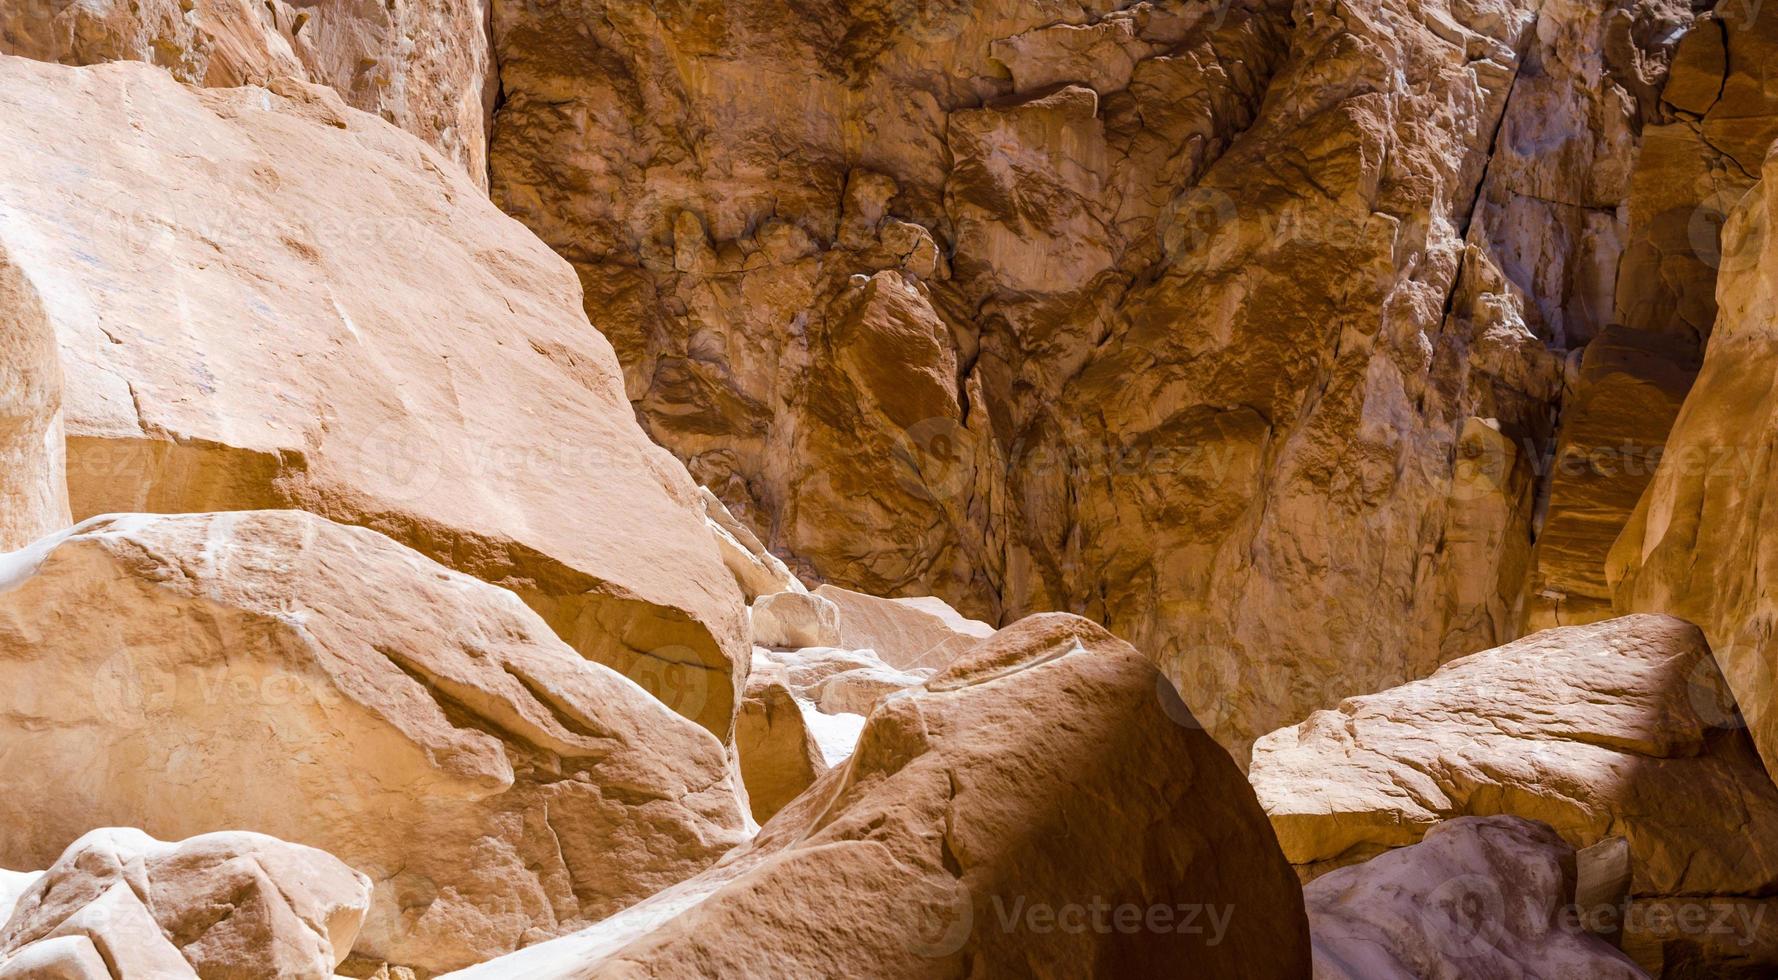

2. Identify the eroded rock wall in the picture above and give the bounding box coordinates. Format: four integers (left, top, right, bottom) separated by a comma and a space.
1525, 0, 1778, 630
488, 0, 1694, 756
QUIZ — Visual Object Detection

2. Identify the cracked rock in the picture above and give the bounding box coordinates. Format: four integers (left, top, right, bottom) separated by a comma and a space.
442, 613, 1309, 979
0, 510, 748, 974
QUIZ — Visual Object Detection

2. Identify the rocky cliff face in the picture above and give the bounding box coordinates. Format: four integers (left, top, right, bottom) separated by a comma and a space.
485, 0, 1697, 755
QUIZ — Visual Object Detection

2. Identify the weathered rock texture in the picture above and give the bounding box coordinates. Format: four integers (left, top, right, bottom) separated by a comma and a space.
749, 590, 843, 649
0, 0, 493, 183
734, 664, 828, 823
1251, 615, 1778, 976
443, 614, 1311, 978
0, 827, 371, 980
1526, 0, 1778, 630
0, 510, 748, 974
1308, 816, 1650, 980
0, 248, 68, 552
817, 584, 994, 671
703, 487, 806, 600
1614, 152, 1778, 802
487, 0, 1697, 755
1525, 327, 1699, 629
0, 55, 749, 741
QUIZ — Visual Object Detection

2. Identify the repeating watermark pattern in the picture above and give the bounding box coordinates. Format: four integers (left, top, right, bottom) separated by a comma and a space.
1422, 872, 1770, 957
988, 897, 1236, 942
905, 881, 1243, 959
1566, 899, 1769, 945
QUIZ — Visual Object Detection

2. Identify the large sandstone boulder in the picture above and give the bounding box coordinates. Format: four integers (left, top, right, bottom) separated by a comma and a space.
487, 0, 1697, 758
1251, 615, 1778, 975
0, 55, 748, 741
0, 828, 371, 979
1613, 152, 1778, 806
443, 614, 1311, 978
0, 0, 493, 183
1308, 816, 1650, 979
0, 510, 748, 974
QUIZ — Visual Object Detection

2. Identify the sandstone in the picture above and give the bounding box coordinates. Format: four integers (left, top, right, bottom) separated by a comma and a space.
1524, 328, 1700, 630
0, 0, 493, 183
441, 614, 1310, 979
1251, 615, 1778, 975
1527, 0, 1778, 633
486, 0, 1698, 758
734, 665, 827, 824
0, 873, 38, 932
1612, 142, 1778, 802
0, 56, 748, 741
814, 663, 933, 716
0, 249, 67, 552
0, 510, 748, 974
702, 487, 805, 600
816, 584, 994, 671
749, 591, 843, 649
0, 827, 371, 980
1308, 816, 1649, 979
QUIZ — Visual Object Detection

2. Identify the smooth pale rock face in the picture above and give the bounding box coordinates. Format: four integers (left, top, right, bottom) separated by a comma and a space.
814, 663, 933, 716
0, 0, 493, 183
1251, 615, 1778, 976
442, 614, 1311, 979
1309, 816, 1650, 980
816, 584, 994, 671
488, 0, 1695, 757
0, 511, 748, 974
734, 665, 828, 824
0, 249, 68, 552
754, 645, 885, 697
0, 56, 748, 741
1614, 154, 1778, 812
702, 487, 806, 601
0, 828, 371, 980
750, 591, 843, 649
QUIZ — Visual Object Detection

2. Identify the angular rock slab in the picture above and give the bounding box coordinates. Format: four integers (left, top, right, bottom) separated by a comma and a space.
1252, 615, 1778, 976
0, 827, 371, 979
816, 584, 994, 671
0, 510, 748, 974
734, 664, 827, 825
0, 56, 748, 741
1309, 816, 1650, 979
444, 614, 1310, 979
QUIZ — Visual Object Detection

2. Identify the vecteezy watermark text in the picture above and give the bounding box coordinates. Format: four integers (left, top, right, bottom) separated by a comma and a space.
989, 897, 1235, 944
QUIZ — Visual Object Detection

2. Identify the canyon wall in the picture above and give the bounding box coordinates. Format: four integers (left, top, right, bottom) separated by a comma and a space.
487, 0, 1695, 755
